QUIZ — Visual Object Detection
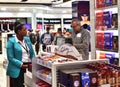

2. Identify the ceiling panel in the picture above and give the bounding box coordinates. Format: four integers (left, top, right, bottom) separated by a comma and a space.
0, 0, 52, 3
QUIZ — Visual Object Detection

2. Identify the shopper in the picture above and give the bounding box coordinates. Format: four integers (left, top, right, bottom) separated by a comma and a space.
28, 29, 36, 45
35, 29, 40, 55
71, 19, 90, 60
6, 22, 35, 87
40, 27, 54, 51
53, 28, 64, 45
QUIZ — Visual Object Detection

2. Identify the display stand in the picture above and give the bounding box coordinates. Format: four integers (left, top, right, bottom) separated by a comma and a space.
90, 0, 120, 65
32, 57, 108, 87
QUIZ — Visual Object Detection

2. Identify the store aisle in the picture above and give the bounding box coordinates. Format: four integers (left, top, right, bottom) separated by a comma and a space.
0, 64, 7, 87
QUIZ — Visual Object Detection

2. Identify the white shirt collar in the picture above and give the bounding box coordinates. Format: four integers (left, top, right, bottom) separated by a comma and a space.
15, 36, 25, 43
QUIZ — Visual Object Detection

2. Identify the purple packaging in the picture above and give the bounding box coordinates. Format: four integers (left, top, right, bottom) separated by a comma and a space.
104, 32, 113, 49
105, 53, 115, 64
81, 72, 90, 87
104, 0, 112, 6
103, 11, 112, 29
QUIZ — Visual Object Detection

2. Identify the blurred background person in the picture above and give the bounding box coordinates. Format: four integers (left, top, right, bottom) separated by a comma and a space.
40, 27, 54, 51
28, 29, 36, 45
64, 29, 71, 38
35, 29, 40, 55
53, 28, 64, 45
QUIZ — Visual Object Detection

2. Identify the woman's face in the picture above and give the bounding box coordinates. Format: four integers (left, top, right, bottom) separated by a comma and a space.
81, 16, 88, 21
18, 26, 27, 37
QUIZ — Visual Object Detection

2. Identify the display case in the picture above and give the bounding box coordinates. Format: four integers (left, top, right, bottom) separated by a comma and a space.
32, 55, 108, 87
90, 0, 120, 65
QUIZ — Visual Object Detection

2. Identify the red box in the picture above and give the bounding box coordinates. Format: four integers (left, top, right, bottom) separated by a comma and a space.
96, 0, 104, 8
99, 52, 106, 59
96, 32, 104, 49
96, 12, 104, 30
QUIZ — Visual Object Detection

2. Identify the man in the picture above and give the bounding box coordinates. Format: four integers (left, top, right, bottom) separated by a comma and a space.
71, 19, 90, 60
54, 28, 64, 45
40, 27, 54, 51
35, 29, 40, 55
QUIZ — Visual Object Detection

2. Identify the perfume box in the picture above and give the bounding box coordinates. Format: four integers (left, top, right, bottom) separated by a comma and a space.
96, 32, 104, 49
80, 69, 98, 87
99, 52, 106, 59
112, 13, 118, 28
113, 58, 119, 65
112, 36, 118, 50
103, 11, 112, 29
104, 32, 113, 49
70, 73, 80, 87
104, 0, 112, 6
105, 53, 115, 64
96, 12, 104, 30
112, 0, 117, 5
96, 0, 104, 8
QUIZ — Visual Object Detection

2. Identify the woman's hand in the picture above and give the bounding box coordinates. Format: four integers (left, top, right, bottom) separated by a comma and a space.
21, 64, 28, 69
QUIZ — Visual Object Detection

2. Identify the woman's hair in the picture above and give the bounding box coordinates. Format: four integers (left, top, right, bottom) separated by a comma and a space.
14, 22, 24, 34
65, 38, 73, 45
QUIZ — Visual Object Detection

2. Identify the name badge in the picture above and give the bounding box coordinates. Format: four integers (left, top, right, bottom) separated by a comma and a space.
77, 33, 81, 37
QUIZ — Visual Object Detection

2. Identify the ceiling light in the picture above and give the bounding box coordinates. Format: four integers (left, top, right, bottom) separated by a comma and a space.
19, 8, 25, 11
1, 8, 7, 11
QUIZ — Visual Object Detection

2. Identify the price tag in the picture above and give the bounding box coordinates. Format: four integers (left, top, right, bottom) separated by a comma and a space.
101, 84, 110, 87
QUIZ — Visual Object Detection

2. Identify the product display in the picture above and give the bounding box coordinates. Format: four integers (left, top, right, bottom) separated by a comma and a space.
36, 80, 51, 87
104, 0, 112, 7
87, 62, 120, 87
112, 14, 118, 28
0, 0, 119, 87
58, 62, 120, 87
96, 0, 104, 8
96, 11, 118, 30
103, 11, 112, 29
104, 32, 113, 49
112, 0, 117, 5
112, 36, 118, 50
96, 32, 104, 49
96, 12, 104, 30
95, 0, 117, 8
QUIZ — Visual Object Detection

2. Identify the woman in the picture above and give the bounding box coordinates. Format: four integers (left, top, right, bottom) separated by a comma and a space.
6, 22, 35, 87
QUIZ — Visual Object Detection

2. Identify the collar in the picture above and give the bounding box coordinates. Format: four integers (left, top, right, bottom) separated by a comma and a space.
15, 36, 25, 43
75, 28, 83, 34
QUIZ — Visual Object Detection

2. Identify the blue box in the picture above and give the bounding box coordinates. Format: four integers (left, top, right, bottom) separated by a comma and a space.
103, 11, 112, 29
105, 53, 115, 64
81, 72, 90, 87
104, 32, 113, 49
80, 69, 98, 87
104, 0, 112, 6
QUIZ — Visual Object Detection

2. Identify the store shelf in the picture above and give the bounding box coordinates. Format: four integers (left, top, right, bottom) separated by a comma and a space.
96, 48, 118, 52
33, 57, 109, 87
53, 59, 108, 66
95, 28, 118, 32
35, 71, 52, 85
36, 58, 52, 69
24, 71, 32, 87
95, 5, 118, 11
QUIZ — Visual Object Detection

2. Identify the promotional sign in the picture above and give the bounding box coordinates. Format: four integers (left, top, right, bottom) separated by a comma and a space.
72, 1, 90, 21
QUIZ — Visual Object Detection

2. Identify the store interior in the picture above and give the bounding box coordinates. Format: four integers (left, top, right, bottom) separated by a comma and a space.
0, 0, 120, 87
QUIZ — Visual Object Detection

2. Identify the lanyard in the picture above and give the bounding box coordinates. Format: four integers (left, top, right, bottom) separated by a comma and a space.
18, 41, 29, 54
